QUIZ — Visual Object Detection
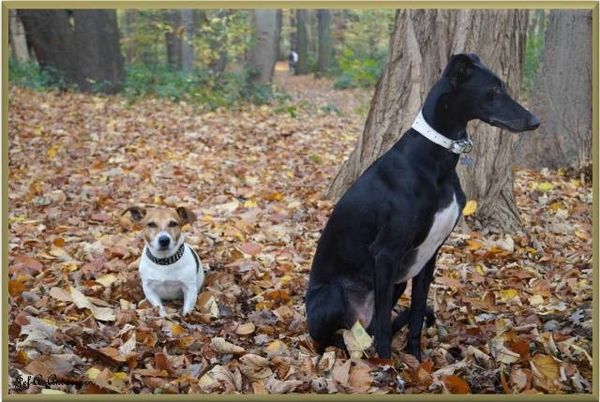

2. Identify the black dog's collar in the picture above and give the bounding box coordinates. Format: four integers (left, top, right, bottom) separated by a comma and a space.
412, 110, 473, 154
146, 243, 185, 266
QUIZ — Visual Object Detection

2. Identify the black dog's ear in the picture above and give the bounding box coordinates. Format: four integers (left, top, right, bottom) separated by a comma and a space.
443, 54, 476, 88
176, 206, 197, 225
123, 206, 146, 222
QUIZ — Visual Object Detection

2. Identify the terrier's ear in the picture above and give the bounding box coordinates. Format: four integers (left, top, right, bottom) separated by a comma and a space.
176, 207, 197, 225
443, 53, 476, 88
123, 206, 146, 222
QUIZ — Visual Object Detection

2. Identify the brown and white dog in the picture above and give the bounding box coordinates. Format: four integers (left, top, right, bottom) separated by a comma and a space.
124, 206, 204, 317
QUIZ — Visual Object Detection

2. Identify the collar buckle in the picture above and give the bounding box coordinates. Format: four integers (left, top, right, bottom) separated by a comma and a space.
450, 138, 473, 154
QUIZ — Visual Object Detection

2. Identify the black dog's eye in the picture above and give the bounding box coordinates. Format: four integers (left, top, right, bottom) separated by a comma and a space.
147, 221, 157, 228
486, 86, 500, 100
168, 220, 178, 228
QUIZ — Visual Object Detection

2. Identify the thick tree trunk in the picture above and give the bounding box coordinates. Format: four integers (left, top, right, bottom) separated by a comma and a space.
18, 9, 125, 94
326, 9, 529, 232
18, 10, 75, 81
315, 9, 332, 77
295, 9, 309, 75
247, 9, 281, 85
70, 10, 125, 93
514, 10, 592, 170
9, 10, 30, 62
165, 10, 182, 69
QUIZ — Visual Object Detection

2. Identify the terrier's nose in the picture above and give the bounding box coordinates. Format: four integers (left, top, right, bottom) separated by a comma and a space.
158, 236, 170, 248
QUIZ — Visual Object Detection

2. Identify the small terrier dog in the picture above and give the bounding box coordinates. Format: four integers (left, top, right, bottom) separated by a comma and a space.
124, 206, 204, 317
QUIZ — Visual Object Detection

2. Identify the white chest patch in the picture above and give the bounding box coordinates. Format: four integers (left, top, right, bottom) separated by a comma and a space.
398, 194, 459, 283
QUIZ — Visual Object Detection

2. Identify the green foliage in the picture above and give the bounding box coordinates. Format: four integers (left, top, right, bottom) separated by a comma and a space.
522, 11, 546, 95
9, 59, 279, 109
333, 10, 394, 89
194, 10, 252, 68
334, 48, 386, 89
118, 10, 252, 71
122, 63, 276, 109
8, 58, 56, 90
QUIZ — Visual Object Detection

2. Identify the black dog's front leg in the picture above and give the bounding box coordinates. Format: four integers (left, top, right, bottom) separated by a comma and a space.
373, 252, 396, 359
406, 255, 437, 361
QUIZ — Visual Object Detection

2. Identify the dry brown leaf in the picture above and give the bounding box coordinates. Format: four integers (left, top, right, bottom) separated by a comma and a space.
443, 375, 471, 394
210, 337, 245, 355
239, 353, 273, 381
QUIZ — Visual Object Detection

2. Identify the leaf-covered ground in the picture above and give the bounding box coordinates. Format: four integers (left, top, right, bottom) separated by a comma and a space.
7, 68, 593, 395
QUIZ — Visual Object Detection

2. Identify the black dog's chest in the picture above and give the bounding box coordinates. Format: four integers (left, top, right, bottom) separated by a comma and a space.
395, 193, 460, 283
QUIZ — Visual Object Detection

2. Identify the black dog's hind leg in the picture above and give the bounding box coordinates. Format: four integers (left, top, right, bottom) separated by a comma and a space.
306, 282, 347, 352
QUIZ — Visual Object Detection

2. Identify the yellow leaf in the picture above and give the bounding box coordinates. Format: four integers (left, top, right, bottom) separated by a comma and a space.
86, 367, 101, 379
499, 289, 519, 302
462, 200, 477, 216
46, 145, 59, 158
535, 182, 553, 192
475, 265, 485, 275
244, 199, 258, 208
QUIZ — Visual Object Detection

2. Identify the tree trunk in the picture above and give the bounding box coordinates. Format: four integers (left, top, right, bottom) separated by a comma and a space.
247, 9, 281, 85
123, 10, 136, 64
18, 9, 125, 94
164, 10, 182, 69
326, 9, 529, 232
9, 10, 30, 62
71, 10, 125, 93
181, 10, 195, 73
514, 10, 592, 170
295, 9, 309, 74
315, 9, 332, 77
289, 11, 297, 51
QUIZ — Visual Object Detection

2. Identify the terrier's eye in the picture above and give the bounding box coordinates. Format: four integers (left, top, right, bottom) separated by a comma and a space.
168, 221, 178, 228
147, 222, 157, 228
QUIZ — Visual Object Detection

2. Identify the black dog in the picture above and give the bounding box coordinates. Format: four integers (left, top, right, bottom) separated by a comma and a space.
305, 53, 540, 361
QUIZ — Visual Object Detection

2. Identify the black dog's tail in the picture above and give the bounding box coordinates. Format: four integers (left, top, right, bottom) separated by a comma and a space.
305, 282, 347, 352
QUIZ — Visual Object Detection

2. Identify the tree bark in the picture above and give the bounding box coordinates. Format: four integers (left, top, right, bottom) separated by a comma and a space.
164, 10, 182, 69
315, 9, 332, 77
247, 9, 281, 85
181, 10, 195, 73
70, 10, 125, 93
9, 10, 30, 62
514, 10, 592, 170
123, 10, 136, 64
295, 9, 309, 74
18, 9, 125, 94
326, 9, 529, 232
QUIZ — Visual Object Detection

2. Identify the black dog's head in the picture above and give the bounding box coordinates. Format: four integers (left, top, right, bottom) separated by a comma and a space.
442, 53, 540, 132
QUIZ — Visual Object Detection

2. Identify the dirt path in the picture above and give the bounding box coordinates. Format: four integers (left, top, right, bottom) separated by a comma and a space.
272, 61, 373, 119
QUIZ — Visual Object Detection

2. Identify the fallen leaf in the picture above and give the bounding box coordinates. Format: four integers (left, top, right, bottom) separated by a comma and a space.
444, 374, 471, 394
210, 337, 245, 355
342, 321, 373, 359
462, 200, 478, 216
